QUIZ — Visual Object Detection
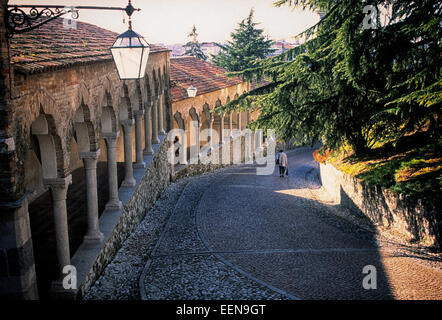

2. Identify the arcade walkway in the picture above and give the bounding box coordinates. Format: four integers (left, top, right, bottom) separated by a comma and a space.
85, 148, 442, 300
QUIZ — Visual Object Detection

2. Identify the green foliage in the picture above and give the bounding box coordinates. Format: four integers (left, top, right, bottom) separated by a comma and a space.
184, 25, 208, 61
332, 139, 442, 207
211, 9, 275, 72
219, 0, 442, 155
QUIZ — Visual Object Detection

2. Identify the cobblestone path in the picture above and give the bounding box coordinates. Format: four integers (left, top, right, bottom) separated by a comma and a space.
85, 148, 442, 300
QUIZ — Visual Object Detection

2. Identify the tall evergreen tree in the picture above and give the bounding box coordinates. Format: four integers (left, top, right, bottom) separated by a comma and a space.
183, 25, 208, 61
219, 0, 441, 154
212, 9, 275, 72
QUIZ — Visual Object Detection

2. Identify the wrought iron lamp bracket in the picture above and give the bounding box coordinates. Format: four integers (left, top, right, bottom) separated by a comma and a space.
5, 1, 140, 38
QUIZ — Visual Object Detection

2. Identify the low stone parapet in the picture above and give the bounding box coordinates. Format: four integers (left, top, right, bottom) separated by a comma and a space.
319, 162, 441, 249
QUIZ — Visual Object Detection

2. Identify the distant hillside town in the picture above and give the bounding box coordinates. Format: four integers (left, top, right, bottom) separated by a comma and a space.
157, 39, 301, 60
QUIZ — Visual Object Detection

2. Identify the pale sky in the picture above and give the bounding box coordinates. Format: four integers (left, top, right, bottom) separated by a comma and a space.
10, 0, 319, 44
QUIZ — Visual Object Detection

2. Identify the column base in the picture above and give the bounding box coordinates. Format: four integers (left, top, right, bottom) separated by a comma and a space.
121, 178, 136, 187
50, 279, 77, 300
159, 131, 166, 135
134, 162, 146, 169
83, 231, 104, 243
144, 148, 154, 155
105, 200, 122, 211
152, 138, 160, 145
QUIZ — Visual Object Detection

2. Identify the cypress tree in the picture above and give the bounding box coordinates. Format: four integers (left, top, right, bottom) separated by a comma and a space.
212, 9, 275, 72
183, 25, 208, 61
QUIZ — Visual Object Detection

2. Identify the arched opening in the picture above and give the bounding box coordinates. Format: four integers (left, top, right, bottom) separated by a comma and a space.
200, 103, 211, 151
27, 113, 67, 299
173, 111, 186, 163
212, 99, 223, 145
187, 107, 199, 162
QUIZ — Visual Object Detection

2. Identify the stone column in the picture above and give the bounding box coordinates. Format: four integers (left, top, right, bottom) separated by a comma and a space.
229, 113, 233, 138
158, 93, 165, 135
209, 118, 214, 150
237, 112, 242, 131
80, 151, 103, 242
103, 132, 122, 211
134, 110, 146, 168
121, 119, 136, 187
152, 96, 160, 144
255, 130, 263, 150
144, 103, 154, 155
179, 127, 188, 165
220, 114, 225, 144
190, 119, 200, 163
44, 176, 72, 277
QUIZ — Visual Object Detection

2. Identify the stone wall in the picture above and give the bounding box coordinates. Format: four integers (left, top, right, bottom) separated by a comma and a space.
173, 135, 253, 181
319, 162, 441, 248
74, 136, 173, 299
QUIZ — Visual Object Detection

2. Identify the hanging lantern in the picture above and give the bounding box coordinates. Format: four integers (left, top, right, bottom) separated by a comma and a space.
110, 22, 150, 80
187, 84, 197, 98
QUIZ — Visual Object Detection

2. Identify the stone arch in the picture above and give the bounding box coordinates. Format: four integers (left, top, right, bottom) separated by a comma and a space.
119, 83, 133, 121
200, 103, 211, 147
201, 103, 211, 126
187, 107, 200, 159
73, 103, 99, 153
30, 113, 66, 180
157, 67, 163, 92
144, 75, 155, 107
74, 82, 94, 118
29, 88, 56, 116
174, 111, 185, 130
97, 75, 114, 111
126, 81, 142, 112
101, 106, 118, 134
172, 111, 186, 158
143, 75, 153, 107
189, 107, 199, 122
152, 69, 159, 97
162, 65, 168, 88
232, 94, 241, 130
212, 99, 223, 144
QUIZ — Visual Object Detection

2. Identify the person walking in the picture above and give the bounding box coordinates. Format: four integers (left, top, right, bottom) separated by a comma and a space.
276, 150, 288, 177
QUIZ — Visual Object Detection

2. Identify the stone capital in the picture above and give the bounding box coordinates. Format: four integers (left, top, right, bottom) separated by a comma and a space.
79, 150, 101, 160
43, 175, 72, 190
102, 131, 120, 141
134, 110, 145, 117
120, 119, 135, 127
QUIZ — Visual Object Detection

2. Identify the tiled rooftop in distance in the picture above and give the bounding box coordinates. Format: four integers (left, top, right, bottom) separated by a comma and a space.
170, 56, 243, 102
10, 18, 168, 74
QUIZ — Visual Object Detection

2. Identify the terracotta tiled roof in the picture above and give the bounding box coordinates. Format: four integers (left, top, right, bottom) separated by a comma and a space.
170, 56, 242, 103
10, 18, 168, 74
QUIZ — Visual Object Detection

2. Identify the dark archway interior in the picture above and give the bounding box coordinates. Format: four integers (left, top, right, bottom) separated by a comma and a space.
28, 162, 126, 299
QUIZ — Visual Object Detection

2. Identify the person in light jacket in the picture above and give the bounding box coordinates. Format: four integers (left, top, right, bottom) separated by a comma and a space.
276, 150, 288, 177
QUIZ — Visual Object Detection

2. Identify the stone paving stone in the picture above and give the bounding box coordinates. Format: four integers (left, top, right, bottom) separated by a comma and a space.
221, 251, 391, 300
86, 148, 442, 300
142, 253, 289, 300
198, 182, 376, 252
153, 180, 211, 255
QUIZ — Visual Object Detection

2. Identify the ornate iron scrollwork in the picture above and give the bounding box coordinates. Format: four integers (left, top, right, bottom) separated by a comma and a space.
6, 5, 79, 37
5, 2, 140, 38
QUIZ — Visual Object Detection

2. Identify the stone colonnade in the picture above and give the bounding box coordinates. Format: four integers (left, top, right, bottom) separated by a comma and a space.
14, 71, 170, 298
173, 105, 264, 164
